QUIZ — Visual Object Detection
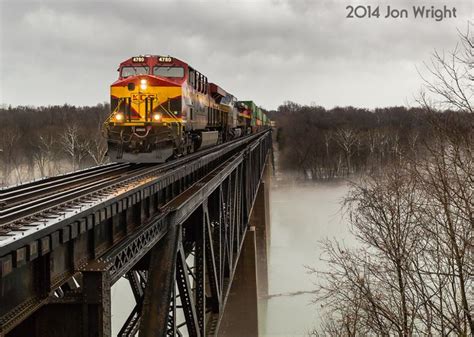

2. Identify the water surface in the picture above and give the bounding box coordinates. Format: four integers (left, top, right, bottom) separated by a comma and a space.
259, 180, 353, 336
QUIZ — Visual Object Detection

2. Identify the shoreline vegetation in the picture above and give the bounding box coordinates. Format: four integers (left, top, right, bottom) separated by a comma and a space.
0, 104, 109, 186
272, 102, 473, 181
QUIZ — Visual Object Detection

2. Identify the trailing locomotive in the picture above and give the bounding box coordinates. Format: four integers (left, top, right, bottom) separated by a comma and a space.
103, 55, 270, 163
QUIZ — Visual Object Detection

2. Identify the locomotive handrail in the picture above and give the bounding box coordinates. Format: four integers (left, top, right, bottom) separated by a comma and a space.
101, 97, 126, 136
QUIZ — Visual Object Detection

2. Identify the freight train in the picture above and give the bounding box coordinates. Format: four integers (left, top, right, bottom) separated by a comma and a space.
103, 55, 270, 163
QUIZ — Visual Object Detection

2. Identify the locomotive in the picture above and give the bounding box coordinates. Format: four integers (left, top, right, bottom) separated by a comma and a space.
103, 55, 270, 163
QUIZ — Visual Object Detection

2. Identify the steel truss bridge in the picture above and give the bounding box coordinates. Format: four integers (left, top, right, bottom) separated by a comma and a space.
0, 131, 272, 337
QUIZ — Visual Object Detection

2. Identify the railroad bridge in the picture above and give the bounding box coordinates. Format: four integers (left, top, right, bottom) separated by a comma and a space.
0, 131, 272, 337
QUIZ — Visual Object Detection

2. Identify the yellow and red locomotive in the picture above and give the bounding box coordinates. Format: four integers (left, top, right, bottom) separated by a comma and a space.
103, 55, 270, 163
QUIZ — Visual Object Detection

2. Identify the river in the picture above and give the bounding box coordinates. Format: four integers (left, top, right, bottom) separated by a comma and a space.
259, 179, 353, 336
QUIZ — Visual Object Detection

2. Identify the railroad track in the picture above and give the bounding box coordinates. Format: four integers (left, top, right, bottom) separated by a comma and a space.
1, 162, 138, 208
0, 163, 152, 227
0, 132, 265, 232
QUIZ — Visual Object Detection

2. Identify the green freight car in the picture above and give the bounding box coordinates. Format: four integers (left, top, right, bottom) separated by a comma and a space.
236, 100, 270, 130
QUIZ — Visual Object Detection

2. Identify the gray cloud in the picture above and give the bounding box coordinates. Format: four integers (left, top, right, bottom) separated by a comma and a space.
0, 0, 471, 109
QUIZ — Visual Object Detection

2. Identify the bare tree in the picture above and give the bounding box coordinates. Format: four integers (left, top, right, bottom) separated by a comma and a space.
86, 132, 109, 166
0, 127, 23, 184
418, 25, 473, 113
310, 151, 472, 335
410, 119, 473, 334
32, 134, 56, 177
310, 164, 426, 336
60, 124, 89, 171
334, 127, 358, 174
414, 26, 473, 333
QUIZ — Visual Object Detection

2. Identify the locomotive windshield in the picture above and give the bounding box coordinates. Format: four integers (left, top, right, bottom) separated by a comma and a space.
153, 66, 184, 78
121, 66, 149, 78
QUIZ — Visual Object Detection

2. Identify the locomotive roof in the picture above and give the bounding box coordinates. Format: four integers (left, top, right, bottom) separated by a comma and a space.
119, 55, 188, 67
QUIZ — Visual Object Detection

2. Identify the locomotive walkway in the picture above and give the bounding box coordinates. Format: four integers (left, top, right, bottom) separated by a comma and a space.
0, 131, 272, 337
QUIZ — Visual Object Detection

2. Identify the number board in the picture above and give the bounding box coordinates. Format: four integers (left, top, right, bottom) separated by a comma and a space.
158, 56, 172, 63
132, 56, 145, 62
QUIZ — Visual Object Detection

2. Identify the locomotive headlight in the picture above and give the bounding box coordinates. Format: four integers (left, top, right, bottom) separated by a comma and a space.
152, 113, 161, 121
140, 79, 147, 90
115, 112, 124, 121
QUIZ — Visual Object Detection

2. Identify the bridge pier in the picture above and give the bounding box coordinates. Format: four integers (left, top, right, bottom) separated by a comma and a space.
218, 228, 259, 337
252, 163, 271, 298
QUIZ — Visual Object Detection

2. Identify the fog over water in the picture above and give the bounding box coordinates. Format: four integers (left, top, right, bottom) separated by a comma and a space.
259, 178, 354, 336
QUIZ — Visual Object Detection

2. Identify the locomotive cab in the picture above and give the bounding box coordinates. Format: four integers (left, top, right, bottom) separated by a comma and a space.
105, 56, 189, 162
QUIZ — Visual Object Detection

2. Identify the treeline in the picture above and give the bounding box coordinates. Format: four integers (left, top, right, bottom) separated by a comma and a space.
0, 104, 110, 186
272, 102, 473, 179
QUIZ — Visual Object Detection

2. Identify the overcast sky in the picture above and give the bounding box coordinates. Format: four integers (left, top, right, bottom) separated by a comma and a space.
0, 0, 471, 110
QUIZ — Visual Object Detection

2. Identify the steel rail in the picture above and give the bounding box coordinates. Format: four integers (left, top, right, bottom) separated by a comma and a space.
0, 162, 126, 194
0, 163, 143, 208
0, 164, 152, 225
